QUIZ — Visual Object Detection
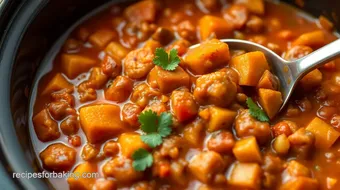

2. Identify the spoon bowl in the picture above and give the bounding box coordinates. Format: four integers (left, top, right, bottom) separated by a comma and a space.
190, 39, 340, 111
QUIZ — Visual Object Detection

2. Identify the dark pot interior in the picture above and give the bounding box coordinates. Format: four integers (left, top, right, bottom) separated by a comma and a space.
0, 0, 339, 189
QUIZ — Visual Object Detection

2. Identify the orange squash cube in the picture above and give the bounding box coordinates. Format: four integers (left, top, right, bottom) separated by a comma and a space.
118, 133, 149, 158
105, 42, 128, 61
188, 151, 225, 183
232, 136, 262, 163
67, 162, 97, 190
184, 39, 230, 75
199, 15, 233, 40
235, 0, 264, 15
230, 51, 269, 86
61, 54, 97, 79
89, 29, 117, 48
305, 117, 340, 149
79, 104, 127, 143
147, 66, 190, 93
257, 70, 279, 90
293, 31, 325, 48
285, 160, 310, 178
258, 88, 283, 119
124, 0, 157, 23
202, 106, 237, 132
41, 73, 73, 95
280, 177, 319, 190
228, 162, 262, 190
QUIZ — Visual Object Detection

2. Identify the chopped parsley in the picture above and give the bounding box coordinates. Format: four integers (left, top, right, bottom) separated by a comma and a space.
132, 148, 153, 171
132, 110, 173, 171
153, 48, 180, 71
138, 110, 173, 148
246, 98, 269, 122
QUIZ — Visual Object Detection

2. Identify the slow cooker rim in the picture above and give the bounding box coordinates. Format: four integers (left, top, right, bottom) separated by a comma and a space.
1, 0, 339, 190
0, 0, 49, 189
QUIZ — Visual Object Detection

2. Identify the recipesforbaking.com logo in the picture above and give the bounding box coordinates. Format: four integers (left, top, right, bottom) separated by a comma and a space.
12, 171, 99, 180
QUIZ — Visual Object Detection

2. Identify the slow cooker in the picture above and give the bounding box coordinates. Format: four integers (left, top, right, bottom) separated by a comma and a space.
0, 0, 339, 189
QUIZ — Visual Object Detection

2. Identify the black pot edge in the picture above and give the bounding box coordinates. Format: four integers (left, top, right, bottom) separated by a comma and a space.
0, 0, 339, 190
0, 0, 50, 189
1, 0, 133, 189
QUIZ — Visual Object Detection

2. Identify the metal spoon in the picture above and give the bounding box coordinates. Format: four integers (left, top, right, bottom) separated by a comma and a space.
190, 38, 340, 111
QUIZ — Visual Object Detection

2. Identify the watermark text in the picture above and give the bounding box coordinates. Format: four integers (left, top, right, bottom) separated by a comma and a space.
13, 171, 99, 180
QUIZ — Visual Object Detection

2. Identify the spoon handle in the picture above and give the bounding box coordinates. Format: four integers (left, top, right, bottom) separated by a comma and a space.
291, 39, 340, 79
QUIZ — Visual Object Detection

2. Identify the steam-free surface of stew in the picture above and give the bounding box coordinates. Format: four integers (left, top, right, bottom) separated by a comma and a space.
31, 0, 340, 189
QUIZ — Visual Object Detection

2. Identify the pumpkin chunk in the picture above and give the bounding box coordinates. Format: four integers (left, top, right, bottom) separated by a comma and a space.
257, 70, 279, 90
184, 39, 230, 75
228, 162, 262, 190
118, 133, 149, 158
89, 29, 117, 48
230, 51, 269, 86
67, 162, 97, 190
183, 119, 204, 147
61, 54, 97, 79
148, 66, 190, 93
188, 151, 225, 183
124, 0, 157, 23
305, 117, 340, 149
105, 42, 128, 61
199, 106, 237, 132
42, 73, 73, 95
79, 104, 127, 143
258, 88, 283, 119
284, 160, 310, 179
235, 0, 264, 15
232, 136, 262, 163
199, 15, 233, 41
293, 31, 325, 48
280, 177, 319, 190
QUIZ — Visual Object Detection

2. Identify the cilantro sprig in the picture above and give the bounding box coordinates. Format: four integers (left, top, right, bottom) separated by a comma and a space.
132, 110, 173, 171
246, 98, 269, 122
139, 110, 173, 148
153, 48, 180, 71
132, 148, 153, 171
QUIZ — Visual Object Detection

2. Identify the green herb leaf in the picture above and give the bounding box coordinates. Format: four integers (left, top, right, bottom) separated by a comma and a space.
168, 49, 181, 70
246, 98, 269, 122
132, 148, 153, 171
153, 48, 180, 71
141, 133, 162, 148
138, 110, 173, 147
138, 110, 158, 133
158, 112, 172, 137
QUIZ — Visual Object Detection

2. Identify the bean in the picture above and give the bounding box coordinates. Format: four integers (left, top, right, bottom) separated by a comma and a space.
273, 134, 290, 155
